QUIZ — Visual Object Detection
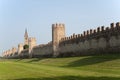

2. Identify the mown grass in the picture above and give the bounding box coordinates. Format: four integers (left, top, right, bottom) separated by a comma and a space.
0, 54, 120, 80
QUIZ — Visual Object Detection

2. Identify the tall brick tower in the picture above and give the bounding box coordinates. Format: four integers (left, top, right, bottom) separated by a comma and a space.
24, 29, 29, 45
52, 23, 65, 57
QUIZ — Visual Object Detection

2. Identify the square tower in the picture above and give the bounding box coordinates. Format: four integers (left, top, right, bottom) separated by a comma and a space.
52, 23, 65, 57
28, 37, 36, 58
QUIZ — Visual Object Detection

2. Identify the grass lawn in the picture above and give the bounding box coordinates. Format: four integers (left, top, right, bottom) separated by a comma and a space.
0, 54, 120, 80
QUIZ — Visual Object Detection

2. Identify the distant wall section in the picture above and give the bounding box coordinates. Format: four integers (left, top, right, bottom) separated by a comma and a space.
31, 42, 53, 58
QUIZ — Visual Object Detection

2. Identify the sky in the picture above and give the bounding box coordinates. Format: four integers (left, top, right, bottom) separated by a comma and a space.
0, 0, 120, 55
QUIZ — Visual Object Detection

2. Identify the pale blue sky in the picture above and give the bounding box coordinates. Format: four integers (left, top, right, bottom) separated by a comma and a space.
0, 0, 120, 55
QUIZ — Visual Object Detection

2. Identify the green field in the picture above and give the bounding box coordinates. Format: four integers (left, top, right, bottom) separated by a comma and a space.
0, 54, 120, 80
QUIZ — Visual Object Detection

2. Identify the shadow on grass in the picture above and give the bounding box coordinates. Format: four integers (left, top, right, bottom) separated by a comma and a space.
15, 59, 23, 62
26, 58, 43, 63
65, 54, 120, 67
14, 58, 44, 63
9, 76, 120, 80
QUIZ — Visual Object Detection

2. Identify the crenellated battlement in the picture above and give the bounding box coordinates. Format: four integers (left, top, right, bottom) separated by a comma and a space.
59, 22, 120, 46
52, 23, 65, 28
29, 37, 36, 42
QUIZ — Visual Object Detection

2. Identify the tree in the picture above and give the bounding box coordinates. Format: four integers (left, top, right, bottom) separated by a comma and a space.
23, 44, 29, 49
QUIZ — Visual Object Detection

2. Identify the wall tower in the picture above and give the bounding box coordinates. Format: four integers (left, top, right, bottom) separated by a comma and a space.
52, 23, 65, 57
12, 47, 17, 56
28, 37, 36, 58
18, 43, 23, 55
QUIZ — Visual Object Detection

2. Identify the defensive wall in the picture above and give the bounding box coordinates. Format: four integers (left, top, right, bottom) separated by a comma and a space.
2, 22, 120, 58
31, 42, 53, 58
59, 22, 120, 57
